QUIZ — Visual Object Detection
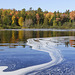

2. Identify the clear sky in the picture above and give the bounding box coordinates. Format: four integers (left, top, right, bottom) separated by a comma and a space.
0, 0, 75, 12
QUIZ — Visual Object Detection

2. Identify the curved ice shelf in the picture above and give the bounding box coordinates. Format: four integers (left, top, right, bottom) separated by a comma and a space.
0, 37, 63, 75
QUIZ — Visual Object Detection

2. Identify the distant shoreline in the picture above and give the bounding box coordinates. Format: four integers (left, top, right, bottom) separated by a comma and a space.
0, 28, 75, 31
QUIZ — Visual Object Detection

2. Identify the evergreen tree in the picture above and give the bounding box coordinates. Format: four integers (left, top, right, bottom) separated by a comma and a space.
54, 11, 57, 20
57, 11, 60, 18
58, 21, 61, 27
53, 20, 57, 26
43, 17, 49, 25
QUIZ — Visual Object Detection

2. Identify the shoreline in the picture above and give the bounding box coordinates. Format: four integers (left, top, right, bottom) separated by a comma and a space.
0, 28, 75, 31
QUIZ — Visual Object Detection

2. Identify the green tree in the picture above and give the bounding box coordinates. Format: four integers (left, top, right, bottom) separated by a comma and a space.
65, 10, 70, 17
39, 13, 44, 25
31, 12, 37, 25
58, 21, 61, 27
54, 11, 57, 20
3, 16, 9, 25
43, 17, 49, 25
0, 9, 2, 25
57, 11, 60, 18
29, 7, 32, 11
37, 7, 42, 13
21, 8, 26, 20
53, 20, 57, 26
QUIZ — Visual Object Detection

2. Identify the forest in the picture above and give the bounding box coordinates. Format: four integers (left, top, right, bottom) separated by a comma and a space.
0, 7, 75, 29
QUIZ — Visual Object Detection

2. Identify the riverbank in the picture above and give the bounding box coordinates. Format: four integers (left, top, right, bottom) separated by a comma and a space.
0, 25, 75, 29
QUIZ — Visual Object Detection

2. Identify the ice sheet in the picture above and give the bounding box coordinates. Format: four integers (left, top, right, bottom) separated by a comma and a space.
0, 37, 63, 75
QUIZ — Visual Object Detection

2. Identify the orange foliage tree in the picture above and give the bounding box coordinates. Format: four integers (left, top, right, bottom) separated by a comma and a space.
70, 11, 75, 21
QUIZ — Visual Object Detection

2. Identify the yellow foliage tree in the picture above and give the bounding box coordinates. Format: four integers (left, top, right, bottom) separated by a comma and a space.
46, 12, 54, 23
18, 17, 24, 27
12, 15, 15, 24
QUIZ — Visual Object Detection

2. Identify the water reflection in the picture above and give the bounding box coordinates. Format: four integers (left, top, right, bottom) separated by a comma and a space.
0, 30, 75, 48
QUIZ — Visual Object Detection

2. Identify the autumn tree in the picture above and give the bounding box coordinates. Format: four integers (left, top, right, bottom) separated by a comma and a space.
36, 13, 40, 25
23, 19, 33, 28
0, 8, 75, 28
70, 11, 75, 21
12, 15, 16, 25
18, 17, 24, 27
60, 14, 69, 24
46, 12, 54, 25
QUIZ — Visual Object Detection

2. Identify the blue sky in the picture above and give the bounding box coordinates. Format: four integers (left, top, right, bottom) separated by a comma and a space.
0, 0, 75, 12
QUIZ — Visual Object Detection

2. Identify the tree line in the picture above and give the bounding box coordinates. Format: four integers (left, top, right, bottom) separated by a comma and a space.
0, 8, 75, 29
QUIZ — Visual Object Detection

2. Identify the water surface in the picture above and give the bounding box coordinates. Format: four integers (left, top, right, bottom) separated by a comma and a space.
0, 29, 75, 74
